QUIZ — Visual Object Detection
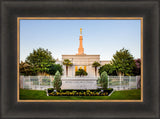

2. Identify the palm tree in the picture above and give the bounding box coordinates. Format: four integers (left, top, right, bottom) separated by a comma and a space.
92, 61, 101, 77
63, 59, 73, 77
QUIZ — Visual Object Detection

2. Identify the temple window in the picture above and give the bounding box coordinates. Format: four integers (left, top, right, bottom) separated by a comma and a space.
84, 66, 86, 71
75, 66, 78, 72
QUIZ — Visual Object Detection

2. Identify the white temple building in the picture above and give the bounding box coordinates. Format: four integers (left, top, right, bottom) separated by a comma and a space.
56, 28, 110, 77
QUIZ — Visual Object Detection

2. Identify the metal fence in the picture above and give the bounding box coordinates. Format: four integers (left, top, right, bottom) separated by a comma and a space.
108, 76, 141, 90
20, 75, 140, 90
20, 76, 54, 90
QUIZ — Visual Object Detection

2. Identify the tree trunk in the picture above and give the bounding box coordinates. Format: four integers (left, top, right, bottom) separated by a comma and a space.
95, 67, 97, 77
117, 72, 124, 76
66, 66, 68, 77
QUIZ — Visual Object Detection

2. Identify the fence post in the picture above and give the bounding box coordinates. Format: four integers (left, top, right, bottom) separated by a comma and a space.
23, 76, 24, 89
136, 76, 137, 89
120, 76, 121, 90
29, 76, 31, 89
108, 76, 109, 88
39, 76, 40, 90
129, 76, 131, 89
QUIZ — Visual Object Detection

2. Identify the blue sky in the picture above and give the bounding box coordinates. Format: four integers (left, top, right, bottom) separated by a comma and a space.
20, 19, 141, 61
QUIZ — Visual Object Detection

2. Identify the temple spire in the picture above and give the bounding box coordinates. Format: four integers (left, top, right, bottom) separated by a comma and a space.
76, 28, 85, 55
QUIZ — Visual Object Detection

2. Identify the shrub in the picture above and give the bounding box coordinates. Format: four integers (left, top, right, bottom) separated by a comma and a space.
86, 90, 90, 93
48, 88, 53, 93
53, 71, 62, 91
96, 92, 99, 96
107, 88, 113, 94
98, 71, 108, 90
79, 92, 82, 96
66, 91, 70, 96
70, 92, 73, 96
72, 91, 77, 96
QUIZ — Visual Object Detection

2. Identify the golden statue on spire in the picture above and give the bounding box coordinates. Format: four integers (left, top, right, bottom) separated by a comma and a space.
80, 28, 82, 35
76, 28, 85, 55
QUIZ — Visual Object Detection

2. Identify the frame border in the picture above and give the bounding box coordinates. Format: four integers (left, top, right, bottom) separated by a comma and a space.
1, 0, 159, 118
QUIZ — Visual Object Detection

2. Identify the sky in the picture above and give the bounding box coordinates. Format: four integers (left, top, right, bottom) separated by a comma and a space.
20, 19, 141, 62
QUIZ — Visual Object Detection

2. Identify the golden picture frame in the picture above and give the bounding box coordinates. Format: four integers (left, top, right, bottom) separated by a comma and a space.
17, 17, 143, 102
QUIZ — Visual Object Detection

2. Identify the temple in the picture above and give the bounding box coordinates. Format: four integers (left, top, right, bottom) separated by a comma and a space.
57, 28, 110, 77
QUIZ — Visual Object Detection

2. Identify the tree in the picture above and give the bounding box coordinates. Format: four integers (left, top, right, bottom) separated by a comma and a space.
75, 69, 88, 77
92, 61, 101, 77
98, 71, 108, 89
111, 48, 136, 76
19, 61, 36, 76
63, 59, 73, 77
53, 71, 62, 91
47, 64, 63, 75
99, 64, 117, 76
133, 58, 141, 75
25, 48, 55, 75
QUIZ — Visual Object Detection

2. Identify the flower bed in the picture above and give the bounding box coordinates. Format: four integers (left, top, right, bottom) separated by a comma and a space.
48, 88, 113, 96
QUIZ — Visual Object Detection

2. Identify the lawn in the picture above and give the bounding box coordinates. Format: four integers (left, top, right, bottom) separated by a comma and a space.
19, 89, 141, 100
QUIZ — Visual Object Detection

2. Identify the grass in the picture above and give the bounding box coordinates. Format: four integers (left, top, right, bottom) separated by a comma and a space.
19, 89, 141, 100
